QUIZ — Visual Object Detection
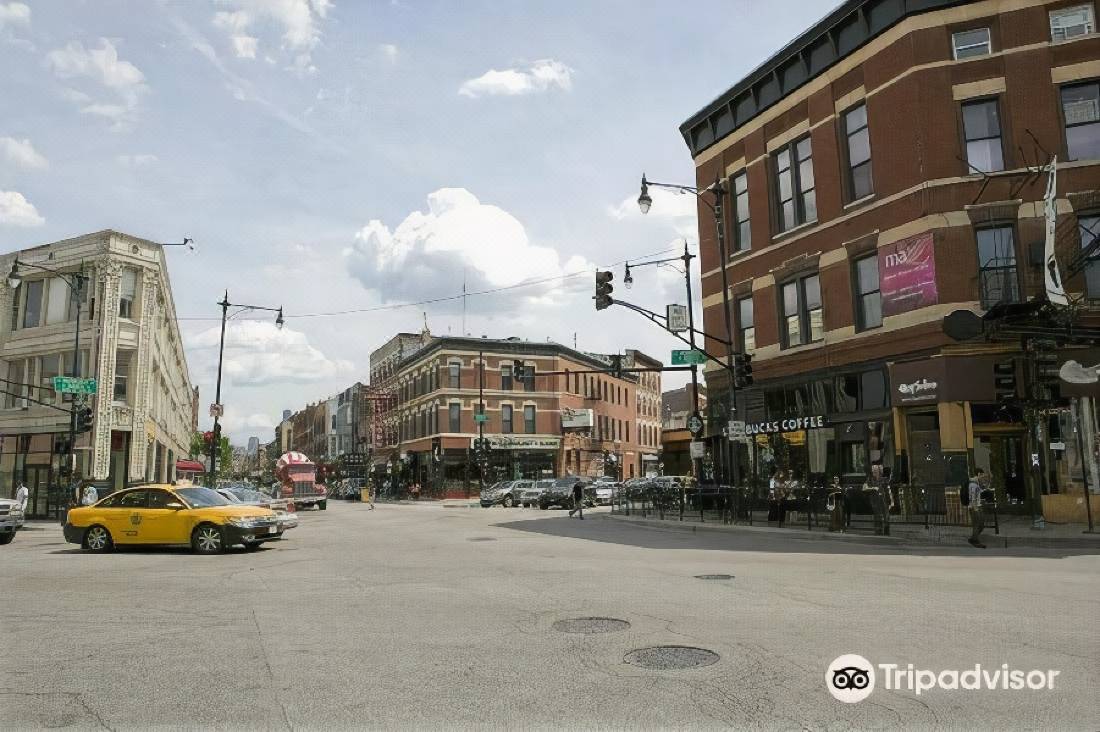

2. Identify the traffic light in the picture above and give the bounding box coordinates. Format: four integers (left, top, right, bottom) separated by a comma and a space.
595, 271, 614, 311
733, 352, 753, 389
993, 359, 1017, 403
609, 355, 623, 378
75, 406, 94, 433
512, 363, 524, 380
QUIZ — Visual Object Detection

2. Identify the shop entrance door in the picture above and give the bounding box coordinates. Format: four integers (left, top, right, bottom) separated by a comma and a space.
975, 433, 1025, 506
25, 465, 50, 519
908, 413, 945, 489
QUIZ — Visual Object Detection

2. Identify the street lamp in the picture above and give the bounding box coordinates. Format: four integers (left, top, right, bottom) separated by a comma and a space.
7, 258, 88, 486
208, 292, 284, 486
637, 175, 653, 214
636, 172, 740, 491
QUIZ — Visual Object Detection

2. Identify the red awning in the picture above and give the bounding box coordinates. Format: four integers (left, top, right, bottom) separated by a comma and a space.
176, 459, 205, 472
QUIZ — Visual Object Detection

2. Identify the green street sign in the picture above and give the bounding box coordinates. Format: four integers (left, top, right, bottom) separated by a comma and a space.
474, 413, 488, 423
53, 376, 97, 394
671, 349, 707, 366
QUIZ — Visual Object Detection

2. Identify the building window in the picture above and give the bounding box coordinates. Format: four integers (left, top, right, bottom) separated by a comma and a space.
524, 405, 536, 434
952, 27, 991, 59
780, 273, 823, 348
448, 403, 461, 432
501, 365, 512, 391
1061, 82, 1100, 161
45, 278, 69, 325
118, 268, 137, 319
843, 104, 873, 200
854, 255, 882, 330
5, 359, 27, 409
976, 226, 1020, 308
1080, 214, 1100, 298
522, 365, 535, 392
114, 349, 133, 403
448, 363, 461, 389
21, 279, 43, 328
731, 170, 750, 252
39, 354, 60, 405
501, 404, 513, 433
1049, 4, 1095, 42
773, 136, 816, 233
737, 296, 755, 352
962, 98, 1004, 173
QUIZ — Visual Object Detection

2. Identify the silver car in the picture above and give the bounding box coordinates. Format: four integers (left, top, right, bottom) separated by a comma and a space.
0, 498, 24, 545
521, 479, 555, 508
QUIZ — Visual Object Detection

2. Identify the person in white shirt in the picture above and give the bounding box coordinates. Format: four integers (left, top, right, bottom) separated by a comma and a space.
15, 483, 28, 513
81, 483, 98, 506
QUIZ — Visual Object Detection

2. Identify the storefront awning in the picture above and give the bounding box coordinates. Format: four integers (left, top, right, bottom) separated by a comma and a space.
176, 459, 205, 472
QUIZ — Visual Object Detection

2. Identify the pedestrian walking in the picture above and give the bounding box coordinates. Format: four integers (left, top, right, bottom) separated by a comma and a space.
410, 482, 420, 501
568, 480, 585, 519
15, 481, 28, 513
966, 468, 987, 549
81, 482, 98, 506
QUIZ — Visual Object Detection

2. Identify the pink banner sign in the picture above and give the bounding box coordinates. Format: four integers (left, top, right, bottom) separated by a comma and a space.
878, 232, 938, 318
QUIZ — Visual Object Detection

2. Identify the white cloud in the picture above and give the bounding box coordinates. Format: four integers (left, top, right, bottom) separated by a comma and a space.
231, 35, 258, 58
0, 136, 47, 170
0, 2, 30, 29
117, 153, 158, 167
459, 59, 573, 98
45, 39, 146, 128
213, 0, 332, 69
188, 320, 353, 388
0, 190, 44, 227
346, 187, 593, 310
379, 43, 398, 63
608, 185, 699, 244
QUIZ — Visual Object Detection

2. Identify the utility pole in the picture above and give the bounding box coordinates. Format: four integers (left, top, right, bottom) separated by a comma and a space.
478, 348, 485, 493
208, 294, 230, 486
681, 240, 704, 483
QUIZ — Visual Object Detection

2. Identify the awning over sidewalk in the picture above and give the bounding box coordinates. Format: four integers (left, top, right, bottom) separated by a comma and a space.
176, 459, 205, 472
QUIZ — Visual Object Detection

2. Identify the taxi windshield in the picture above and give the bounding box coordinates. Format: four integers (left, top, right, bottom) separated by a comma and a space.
175, 487, 231, 507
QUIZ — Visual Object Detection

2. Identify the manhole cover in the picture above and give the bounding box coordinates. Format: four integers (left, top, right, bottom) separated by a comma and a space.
467, 537, 496, 542
694, 574, 734, 580
624, 646, 720, 670
552, 617, 631, 634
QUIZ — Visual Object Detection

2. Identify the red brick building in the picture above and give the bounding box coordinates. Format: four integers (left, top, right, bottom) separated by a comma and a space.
683, 0, 1100, 517
367, 335, 662, 497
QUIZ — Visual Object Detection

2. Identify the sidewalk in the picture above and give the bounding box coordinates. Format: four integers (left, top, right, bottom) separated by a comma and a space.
605, 513, 1100, 549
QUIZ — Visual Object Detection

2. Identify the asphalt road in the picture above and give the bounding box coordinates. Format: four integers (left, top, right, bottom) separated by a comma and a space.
2, 501, 1098, 730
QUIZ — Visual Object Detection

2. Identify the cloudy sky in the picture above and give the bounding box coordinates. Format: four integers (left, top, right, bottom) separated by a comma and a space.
0, 0, 835, 444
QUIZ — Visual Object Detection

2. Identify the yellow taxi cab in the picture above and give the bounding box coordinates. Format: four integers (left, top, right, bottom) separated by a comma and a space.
63, 482, 282, 554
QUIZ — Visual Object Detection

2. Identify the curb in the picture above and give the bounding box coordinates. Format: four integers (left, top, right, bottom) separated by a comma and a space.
604, 514, 1100, 549
604, 513, 904, 546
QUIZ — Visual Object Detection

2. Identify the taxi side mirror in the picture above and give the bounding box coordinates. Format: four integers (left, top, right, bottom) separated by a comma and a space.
166, 502, 185, 510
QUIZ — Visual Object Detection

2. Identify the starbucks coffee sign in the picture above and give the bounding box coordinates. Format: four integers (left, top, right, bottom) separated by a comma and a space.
745, 416, 827, 435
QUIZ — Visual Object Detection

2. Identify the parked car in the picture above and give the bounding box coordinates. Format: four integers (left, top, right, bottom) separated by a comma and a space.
0, 497, 24, 545
64, 484, 282, 554
521, 479, 555, 508
481, 480, 531, 508
594, 481, 619, 505
538, 477, 593, 510
217, 487, 298, 532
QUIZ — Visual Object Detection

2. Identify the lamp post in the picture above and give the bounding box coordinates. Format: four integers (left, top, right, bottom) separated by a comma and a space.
621, 241, 706, 482
638, 173, 740, 490
209, 292, 284, 486
7, 259, 87, 486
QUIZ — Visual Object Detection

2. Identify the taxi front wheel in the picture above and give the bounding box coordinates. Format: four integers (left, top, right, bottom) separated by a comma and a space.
192, 524, 226, 555
82, 525, 113, 553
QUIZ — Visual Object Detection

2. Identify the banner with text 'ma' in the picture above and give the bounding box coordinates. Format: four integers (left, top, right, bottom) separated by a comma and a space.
878, 232, 938, 318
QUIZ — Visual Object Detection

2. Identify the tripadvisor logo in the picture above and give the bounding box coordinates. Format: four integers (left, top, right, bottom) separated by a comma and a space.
826, 655, 1060, 703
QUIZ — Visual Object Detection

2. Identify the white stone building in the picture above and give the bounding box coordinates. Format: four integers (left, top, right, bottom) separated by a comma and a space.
0, 230, 195, 517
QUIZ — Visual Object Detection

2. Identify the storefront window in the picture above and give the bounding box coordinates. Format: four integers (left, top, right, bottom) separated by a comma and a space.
860, 370, 887, 410
842, 442, 868, 474
835, 375, 858, 412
